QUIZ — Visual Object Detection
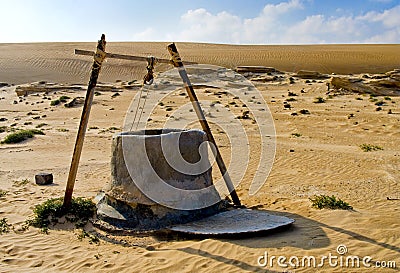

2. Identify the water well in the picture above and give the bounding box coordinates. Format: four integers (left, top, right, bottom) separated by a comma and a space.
71, 38, 293, 236
96, 129, 225, 230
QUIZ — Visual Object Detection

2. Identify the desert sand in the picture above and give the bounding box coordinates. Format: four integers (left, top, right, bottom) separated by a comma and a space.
0, 42, 399, 272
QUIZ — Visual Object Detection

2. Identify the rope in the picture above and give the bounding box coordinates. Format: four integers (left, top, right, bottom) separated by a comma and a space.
129, 56, 156, 131
135, 86, 149, 130
143, 56, 155, 85
169, 51, 181, 67
129, 86, 144, 131
94, 48, 106, 66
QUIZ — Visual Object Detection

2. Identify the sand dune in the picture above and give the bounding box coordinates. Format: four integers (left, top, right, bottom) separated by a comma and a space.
0, 43, 399, 85
0, 43, 399, 272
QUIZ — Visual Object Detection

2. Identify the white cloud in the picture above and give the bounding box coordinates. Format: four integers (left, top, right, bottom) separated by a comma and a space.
165, 0, 400, 44
172, 8, 243, 43
132, 27, 156, 41
359, 5, 400, 27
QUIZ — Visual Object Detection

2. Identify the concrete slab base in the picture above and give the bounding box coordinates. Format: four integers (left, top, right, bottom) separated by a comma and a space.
168, 209, 294, 237
95, 192, 228, 232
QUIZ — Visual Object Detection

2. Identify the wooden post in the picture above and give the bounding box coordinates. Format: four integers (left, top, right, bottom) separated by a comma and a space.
63, 34, 106, 208
167, 43, 242, 207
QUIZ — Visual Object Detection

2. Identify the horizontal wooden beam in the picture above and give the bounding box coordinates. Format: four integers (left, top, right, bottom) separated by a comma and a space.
75, 49, 196, 65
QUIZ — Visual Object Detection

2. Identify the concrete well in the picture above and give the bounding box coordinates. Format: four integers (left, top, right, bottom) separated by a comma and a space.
96, 129, 225, 230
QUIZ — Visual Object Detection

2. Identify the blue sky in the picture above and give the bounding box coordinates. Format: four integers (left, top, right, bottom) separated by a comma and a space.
0, 0, 399, 44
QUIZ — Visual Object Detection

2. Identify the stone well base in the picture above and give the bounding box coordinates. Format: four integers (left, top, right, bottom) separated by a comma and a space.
96, 129, 225, 231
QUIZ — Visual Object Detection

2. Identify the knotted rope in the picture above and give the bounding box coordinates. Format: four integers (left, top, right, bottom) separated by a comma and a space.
94, 48, 106, 66
143, 56, 156, 85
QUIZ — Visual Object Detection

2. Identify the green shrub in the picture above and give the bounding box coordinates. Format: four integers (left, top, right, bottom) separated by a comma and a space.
0, 190, 7, 198
13, 179, 30, 187
77, 229, 99, 244
51, 96, 70, 106
1, 129, 44, 144
0, 218, 11, 234
310, 195, 352, 210
56, 128, 69, 132
59, 96, 70, 102
50, 99, 60, 106
26, 197, 96, 232
360, 144, 383, 152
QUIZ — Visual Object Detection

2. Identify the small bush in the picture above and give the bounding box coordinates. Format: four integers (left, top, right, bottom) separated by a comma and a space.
360, 144, 383, 152
299, 109, 310, 115
35, 123, 48, 128
0, 218, 11, 234
57, 128, 69, 132
51, 96, 71, 106
26, 197, 96, 233
1, 129, 45, 144
375, 101, 386, 106
314, 97, 326, 103
0, 190, 7, 198
50, 99, 60, 106
13, 179, 30, 187
77, 229, 100, 244
237, 110, 251, 120
0, 126, 6, 133
59, 96, 70, 102
310, 195, 352, 210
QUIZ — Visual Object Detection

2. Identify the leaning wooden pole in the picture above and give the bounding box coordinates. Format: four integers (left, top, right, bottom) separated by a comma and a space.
63, 34, 106, 208
167, 43, 242, 207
